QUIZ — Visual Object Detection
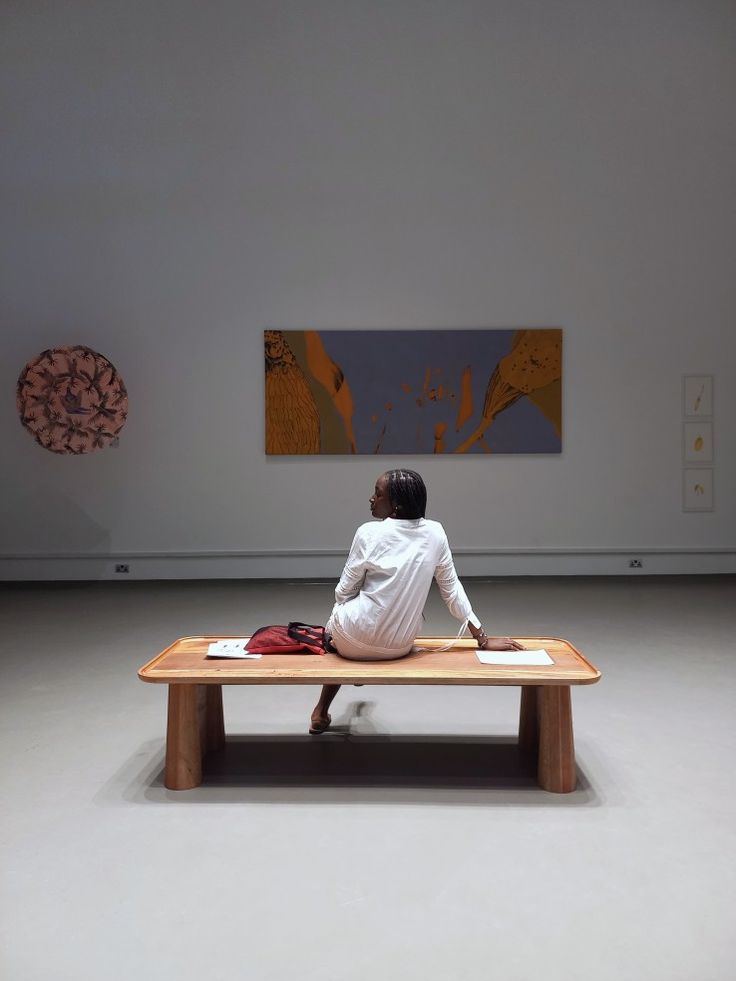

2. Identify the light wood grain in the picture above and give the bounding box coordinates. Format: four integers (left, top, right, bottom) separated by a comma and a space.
139, 636, 601, 687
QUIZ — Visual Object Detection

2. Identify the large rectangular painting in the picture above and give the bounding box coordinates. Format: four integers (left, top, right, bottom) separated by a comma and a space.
265, 329, 562, 455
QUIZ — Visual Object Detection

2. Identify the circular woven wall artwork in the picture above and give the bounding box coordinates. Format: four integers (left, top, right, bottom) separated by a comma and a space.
16, 346, 128, 454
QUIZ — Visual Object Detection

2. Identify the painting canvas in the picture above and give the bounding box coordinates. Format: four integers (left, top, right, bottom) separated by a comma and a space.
265, 329, 562, 455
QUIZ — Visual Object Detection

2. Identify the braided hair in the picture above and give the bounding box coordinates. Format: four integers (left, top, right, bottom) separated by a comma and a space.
385, 469, 427, 519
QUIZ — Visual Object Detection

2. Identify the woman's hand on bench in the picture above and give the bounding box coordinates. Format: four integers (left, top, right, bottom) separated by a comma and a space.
469, 622, 524, 651
480, 636, 525, 652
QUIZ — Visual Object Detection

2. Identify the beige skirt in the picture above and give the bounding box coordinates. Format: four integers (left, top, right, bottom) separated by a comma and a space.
326, 617, 414, 662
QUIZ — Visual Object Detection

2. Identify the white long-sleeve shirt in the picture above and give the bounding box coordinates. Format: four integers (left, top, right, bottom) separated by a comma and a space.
326, 517, 480, 658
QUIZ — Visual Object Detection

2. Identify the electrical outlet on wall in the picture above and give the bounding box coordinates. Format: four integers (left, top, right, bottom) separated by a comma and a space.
115, 564, 130, 574
628, 559, 643, 569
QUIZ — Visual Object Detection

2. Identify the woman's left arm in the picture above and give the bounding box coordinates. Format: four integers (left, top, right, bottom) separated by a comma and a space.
467, 621, 524, 652
334, 529, 367, 603
435, 534, 523, 651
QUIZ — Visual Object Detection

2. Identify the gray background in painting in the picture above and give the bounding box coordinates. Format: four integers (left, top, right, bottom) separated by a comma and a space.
310, 330, 560, 455
1, 0, 734, 566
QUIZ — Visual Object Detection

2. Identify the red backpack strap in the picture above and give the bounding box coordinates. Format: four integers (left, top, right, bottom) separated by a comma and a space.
287, 622, 326, 655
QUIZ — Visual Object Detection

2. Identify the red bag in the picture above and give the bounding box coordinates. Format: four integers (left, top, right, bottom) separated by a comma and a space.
246, 622, 326, 655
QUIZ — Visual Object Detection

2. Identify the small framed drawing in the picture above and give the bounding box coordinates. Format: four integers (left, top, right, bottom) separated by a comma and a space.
683, 468, 714, 512
683, 375, 713, 417
683, 421, 713, 464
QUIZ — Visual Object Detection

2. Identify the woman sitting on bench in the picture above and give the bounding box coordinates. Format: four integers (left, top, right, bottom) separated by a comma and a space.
310, 469, 523, 733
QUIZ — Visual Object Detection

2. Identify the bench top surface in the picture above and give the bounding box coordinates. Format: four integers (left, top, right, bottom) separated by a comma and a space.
139, 636, 601, 687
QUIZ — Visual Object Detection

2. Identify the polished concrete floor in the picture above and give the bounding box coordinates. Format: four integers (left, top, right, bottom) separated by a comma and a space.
1, 576, 734, 980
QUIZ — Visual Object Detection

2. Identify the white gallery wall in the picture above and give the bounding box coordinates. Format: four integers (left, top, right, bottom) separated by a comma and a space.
1, 0, 735, 579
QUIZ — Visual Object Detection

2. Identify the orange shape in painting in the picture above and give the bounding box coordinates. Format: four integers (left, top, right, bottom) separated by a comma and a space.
498, 329, 562, 393
455, 365, 473, 432
304, 330, 356, 453
433, 421, 447, 454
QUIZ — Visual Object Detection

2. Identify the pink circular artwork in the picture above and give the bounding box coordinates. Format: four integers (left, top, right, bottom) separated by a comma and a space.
16, 346, 128, 454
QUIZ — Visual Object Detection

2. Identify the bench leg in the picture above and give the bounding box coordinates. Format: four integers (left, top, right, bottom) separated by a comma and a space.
518, 686, 540, 756
537, 686, 576, 793
201, 685, 225, 754
165, 685, 202, 790
165, 684, 226, 790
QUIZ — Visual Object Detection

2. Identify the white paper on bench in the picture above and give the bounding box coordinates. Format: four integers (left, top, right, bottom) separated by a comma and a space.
476, 649, 553, 666
207, 640, 262, 659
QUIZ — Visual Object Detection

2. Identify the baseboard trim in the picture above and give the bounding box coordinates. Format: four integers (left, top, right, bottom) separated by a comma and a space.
1, 547, 735, 581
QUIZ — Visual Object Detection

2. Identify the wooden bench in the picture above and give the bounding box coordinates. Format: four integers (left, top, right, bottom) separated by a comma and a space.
138, 635, 601, 793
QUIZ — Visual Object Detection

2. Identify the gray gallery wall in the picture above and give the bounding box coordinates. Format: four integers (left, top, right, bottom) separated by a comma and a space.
1, 0, 735, 579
